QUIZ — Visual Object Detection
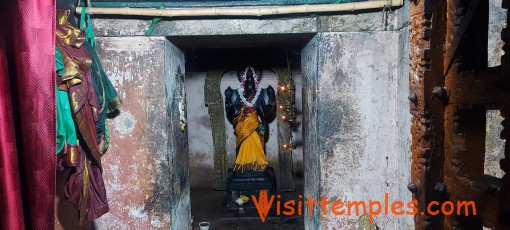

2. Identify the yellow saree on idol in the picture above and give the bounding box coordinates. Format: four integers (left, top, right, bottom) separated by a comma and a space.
225, 66, 277, 173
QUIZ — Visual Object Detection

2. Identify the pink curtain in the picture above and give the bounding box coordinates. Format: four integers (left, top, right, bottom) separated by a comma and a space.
0, 0, 56, 229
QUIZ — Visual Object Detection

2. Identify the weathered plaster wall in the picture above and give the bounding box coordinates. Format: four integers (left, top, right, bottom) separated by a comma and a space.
54, 37, 189, 229
301, 34, 321, 230
163, 41, 190, 230
186, 71, 304, 188
485, 0, 507, 178
97, 37, 169, 229
395, 1, 412, 228
301, 4, 413, 229
91, 7, 405, 37
94, 37, 189, 229
319, 31, 410, 229
55, 37, 173, 229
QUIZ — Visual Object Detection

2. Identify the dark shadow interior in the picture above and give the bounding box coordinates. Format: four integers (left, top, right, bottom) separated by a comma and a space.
183, 47, 302, 72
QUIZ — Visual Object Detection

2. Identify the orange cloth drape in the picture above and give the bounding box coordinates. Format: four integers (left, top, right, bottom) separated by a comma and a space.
233, 108, 268, 173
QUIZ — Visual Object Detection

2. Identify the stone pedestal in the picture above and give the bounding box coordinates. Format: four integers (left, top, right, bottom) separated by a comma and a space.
224, 167, 276, 209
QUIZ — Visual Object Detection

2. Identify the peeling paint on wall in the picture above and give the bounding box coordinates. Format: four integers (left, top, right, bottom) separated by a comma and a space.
94, 37, 172, 230
485, 0, 507, 179
301, 31, 414, 229
54, 36, 179, 230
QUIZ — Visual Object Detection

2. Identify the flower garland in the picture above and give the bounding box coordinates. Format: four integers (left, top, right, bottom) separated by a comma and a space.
237, 66, 261, 107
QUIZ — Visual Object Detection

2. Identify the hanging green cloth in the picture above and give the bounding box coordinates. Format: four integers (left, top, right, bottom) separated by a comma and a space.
56, 47, 64, 76
80, 7, 96, 47
86, 43, 122, 114
85, 42, 122, 145
79, 11, 122, 145
56, 47, 78, 155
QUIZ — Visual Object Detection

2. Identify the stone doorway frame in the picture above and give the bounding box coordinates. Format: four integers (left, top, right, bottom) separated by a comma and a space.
165, 33, 321, 230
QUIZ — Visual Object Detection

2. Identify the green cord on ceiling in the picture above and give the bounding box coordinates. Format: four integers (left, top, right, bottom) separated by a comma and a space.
146, 6, 165, 37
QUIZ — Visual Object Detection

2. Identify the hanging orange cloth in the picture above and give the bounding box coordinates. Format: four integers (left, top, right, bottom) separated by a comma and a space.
233, 107, 268, 173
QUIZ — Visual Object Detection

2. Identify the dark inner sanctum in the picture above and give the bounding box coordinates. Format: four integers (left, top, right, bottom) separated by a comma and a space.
185, 46, 305, 229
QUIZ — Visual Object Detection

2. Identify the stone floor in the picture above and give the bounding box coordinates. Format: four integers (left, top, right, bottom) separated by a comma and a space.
191, 177, 304, 230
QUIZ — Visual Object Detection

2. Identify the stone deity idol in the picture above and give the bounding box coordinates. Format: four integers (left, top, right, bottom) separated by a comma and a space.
225, 67, 276, 173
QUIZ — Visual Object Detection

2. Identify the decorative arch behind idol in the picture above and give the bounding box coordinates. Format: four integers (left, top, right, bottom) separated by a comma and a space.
186, 70, 303, 188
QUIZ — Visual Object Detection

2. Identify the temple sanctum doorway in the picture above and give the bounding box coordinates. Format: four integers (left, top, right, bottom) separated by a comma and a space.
183, 46, 306, 229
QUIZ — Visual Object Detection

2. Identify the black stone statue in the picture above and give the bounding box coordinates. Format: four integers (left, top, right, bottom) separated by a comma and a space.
224, 67, 276, 173
223, 67, 277, 210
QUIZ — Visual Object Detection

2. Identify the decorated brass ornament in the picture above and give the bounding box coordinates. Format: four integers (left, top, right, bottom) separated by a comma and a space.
273, 68, 296, 191
357, 214, 378, 230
